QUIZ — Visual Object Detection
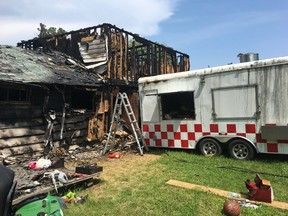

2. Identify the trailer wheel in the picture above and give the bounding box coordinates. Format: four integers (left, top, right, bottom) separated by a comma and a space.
228, 139, 255, 160
198, 138, 222, 157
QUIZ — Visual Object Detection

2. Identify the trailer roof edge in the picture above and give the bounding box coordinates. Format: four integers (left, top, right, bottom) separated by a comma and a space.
138, 56, 288, 84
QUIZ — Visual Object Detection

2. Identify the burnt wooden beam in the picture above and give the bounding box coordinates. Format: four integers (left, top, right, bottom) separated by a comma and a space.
106, 27, 112, 79
17, 23, 189, 64
0, 135, 46, 149
119, 32, 123, 80
158, 46, 162, 75
163, 48, 167, 74
0, 127, 45, 139
147, 45, 151, 76
0, 118, 44, 129
131, 40, 136, 81
124, 33, 128, 82
1, 143, 45, 157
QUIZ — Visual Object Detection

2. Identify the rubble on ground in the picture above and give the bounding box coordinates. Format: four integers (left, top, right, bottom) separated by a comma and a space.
2, 130, 140, 201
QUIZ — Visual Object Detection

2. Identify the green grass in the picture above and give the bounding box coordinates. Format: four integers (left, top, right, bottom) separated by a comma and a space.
64, 149, 288, 215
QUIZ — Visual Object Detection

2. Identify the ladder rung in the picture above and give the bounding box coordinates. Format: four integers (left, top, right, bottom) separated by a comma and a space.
103, 92, 146, 156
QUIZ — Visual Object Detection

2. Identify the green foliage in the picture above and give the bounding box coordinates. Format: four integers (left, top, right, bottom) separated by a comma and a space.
37, 23, 66, 38
64, 150, 288, 216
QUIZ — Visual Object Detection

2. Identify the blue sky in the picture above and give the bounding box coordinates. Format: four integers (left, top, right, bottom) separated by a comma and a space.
150, 0, 288, 69
0, 0, 287, 69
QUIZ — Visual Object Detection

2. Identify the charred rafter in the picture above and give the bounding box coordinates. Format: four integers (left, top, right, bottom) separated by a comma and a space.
17, 23, 190, 86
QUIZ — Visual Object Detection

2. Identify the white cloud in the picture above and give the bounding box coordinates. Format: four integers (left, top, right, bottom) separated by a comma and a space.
0, 0, 177, 45
0, 17, 39, 45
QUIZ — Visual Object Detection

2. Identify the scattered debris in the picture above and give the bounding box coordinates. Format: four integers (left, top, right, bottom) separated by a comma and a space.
166, 179, 288, 210
62, 191, 88, 204
7, 131, 140, 203
43, 170, 68, 193
245, 174, 274, 203
108, 153, 123, 159
28, 158, 52, 170
75, 165, 103, 175
226, 191, 241, 199
237, 200, 259, 209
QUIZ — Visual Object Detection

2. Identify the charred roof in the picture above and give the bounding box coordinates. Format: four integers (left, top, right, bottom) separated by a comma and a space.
0, 45, 103, 87
17, 23, 190, 85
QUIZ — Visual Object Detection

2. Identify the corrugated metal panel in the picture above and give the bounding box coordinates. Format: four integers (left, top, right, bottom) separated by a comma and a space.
78, 35, 108, 64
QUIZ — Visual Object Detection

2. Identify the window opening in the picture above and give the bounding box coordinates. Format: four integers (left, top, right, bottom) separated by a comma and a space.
161, 91, 195, 120
0, 87, 29, 103
71, 90, 94, 110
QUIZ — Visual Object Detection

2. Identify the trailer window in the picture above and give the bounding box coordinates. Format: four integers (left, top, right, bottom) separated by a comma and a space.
161, 92, 195, 120
212, 85, 258, 120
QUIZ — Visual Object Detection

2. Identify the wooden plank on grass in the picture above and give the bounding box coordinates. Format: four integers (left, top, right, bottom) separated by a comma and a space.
166, 179, 288, 210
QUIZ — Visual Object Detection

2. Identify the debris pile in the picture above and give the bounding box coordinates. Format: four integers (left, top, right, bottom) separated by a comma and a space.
6, 155, 101, 201
1, 126, 142, 202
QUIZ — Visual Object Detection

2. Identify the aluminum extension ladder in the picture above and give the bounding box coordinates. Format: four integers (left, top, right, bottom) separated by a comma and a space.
102, 92, 148, 156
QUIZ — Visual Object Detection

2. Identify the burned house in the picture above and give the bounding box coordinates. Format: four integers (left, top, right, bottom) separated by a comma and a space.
0, 23, 189, 157
0, 45, 104, 157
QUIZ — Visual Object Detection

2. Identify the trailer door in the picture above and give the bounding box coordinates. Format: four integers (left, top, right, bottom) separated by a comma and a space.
140, 90, 160, 122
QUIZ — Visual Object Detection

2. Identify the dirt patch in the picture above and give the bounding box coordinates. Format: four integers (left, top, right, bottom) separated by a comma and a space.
72, 151, 162, 199
97, 152, 161, 181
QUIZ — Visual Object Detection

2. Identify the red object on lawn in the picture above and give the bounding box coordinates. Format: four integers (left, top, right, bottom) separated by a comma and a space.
245, 174, 274, 203
108, 153, 123, 158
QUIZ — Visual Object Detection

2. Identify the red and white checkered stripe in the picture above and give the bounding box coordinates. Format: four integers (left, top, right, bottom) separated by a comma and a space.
142, 123, 288, 154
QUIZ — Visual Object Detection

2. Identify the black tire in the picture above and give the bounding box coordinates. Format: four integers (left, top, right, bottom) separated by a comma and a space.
228, 139, 255, 160
198, 138, 222, 157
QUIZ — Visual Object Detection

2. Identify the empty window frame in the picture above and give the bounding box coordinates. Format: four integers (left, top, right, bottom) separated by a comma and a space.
161, 91, 195, 120
0, 87, 30, 103
71, 90, 94, 110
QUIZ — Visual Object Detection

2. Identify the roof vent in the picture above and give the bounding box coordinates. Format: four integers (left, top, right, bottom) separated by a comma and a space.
237, 53, 259, 63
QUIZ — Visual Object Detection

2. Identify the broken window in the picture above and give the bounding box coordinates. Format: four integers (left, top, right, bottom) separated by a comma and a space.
0, 87, 29, 103
161, 91, 195, 120
31, 89, 45, 106
71, 90, 94, 110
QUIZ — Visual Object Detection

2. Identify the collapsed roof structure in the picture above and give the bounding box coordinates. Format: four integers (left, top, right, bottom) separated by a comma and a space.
17, 23, 190, 84
0, 23, 190, 157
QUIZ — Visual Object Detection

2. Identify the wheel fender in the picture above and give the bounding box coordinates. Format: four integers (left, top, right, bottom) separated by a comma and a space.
196, 136, 221, 149
196, 136, 258, 153
227, 137, 258, 153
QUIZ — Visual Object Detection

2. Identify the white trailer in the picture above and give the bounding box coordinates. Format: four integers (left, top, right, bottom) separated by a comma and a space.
138, 56, 288, 160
